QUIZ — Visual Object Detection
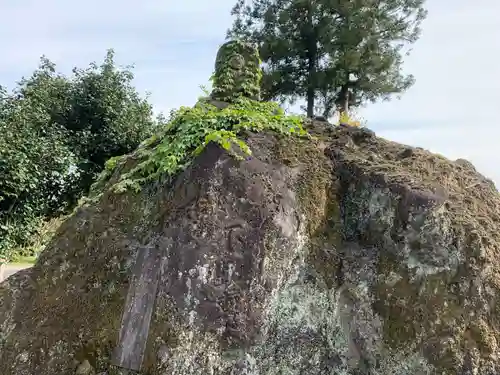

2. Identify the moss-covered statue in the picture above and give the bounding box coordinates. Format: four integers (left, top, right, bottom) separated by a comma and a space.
211, 40, 262, 102
200, 40, 262, 107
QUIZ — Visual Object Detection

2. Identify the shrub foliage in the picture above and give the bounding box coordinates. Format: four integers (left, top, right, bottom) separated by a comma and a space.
0, 50, 158, 260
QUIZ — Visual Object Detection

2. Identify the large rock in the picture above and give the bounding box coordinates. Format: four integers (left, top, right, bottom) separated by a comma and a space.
1, 121, 500, 375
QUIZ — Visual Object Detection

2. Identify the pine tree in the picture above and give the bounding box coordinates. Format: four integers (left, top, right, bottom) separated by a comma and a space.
228, 0, 427, 119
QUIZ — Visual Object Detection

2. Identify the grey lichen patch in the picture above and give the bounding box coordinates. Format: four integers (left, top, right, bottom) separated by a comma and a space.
402, 204, 463, 280
341, 184, 399, 245
250, 260, 435, 375
151, 330, 233, 375
340, 182, 493, 372
75, 359, 95, 375
0, 271, 31, 351
376, 352, 434, 375
467, 318, 498, 355
339, 183, 465, 366
0, 290, 16, 347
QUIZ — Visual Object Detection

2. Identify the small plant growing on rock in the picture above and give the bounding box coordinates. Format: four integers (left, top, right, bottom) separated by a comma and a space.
98, 97, 309, 194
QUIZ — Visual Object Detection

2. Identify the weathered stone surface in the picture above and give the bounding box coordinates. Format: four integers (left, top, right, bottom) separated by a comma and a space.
1, 124, 500, 375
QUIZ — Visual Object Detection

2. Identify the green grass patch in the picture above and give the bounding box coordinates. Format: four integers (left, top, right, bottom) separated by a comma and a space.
10, 255, 37, 265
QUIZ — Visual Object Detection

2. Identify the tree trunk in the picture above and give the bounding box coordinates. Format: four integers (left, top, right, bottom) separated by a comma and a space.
343, 88, 349, 114
337, 84, 349, 123
322, 94, 335, 119
307, 86, 315, 118
305, 1, 317, 118
338, 68, 352, 123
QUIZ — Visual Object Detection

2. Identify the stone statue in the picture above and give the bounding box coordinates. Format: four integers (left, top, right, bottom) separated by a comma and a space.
209, 40, 262, 103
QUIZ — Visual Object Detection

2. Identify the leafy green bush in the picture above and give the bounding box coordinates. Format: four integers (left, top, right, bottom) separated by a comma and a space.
61, 50, 158, 199
0, 50, 158, 260
8, 217, 66, 263
0, 87, 78, 260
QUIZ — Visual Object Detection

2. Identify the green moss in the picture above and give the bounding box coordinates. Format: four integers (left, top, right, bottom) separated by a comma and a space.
104, 156, 123, 172
88, 155, 129, 199
373, 253, 474, 372
273, 137, 342, 288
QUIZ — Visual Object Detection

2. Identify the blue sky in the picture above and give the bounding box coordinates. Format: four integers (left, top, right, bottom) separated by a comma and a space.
1, 0, 499, 185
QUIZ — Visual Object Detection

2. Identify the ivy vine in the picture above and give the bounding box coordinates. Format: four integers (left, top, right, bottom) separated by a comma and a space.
93, 98, 309, 195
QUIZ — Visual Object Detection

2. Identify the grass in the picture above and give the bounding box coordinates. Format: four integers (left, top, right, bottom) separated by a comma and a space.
10, 254, 38, 265
8, 216, 66, 262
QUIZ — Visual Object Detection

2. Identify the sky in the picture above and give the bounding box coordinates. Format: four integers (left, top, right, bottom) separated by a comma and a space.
1, 0, 499, 185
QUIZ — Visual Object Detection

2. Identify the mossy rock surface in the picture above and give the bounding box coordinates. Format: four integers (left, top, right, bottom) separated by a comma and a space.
2, 121, 500, 375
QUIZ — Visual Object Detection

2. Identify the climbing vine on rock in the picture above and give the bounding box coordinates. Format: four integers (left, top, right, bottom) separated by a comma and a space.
94, 98, 309, 194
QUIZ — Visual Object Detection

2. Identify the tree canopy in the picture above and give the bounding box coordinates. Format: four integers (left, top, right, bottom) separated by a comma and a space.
228, 0, 427, 118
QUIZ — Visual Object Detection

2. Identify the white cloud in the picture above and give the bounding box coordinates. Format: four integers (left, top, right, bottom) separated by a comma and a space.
0, 0, 499, 186
361, 0, 500, 126
0, 0, 235, 112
